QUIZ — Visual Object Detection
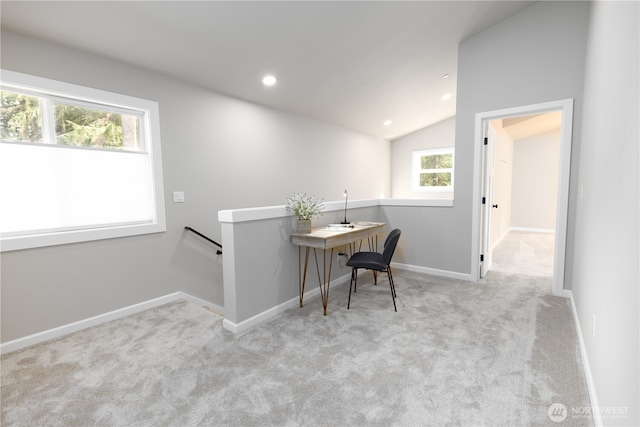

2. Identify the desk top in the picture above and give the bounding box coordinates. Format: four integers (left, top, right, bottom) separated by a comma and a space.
291, 221, 384, 250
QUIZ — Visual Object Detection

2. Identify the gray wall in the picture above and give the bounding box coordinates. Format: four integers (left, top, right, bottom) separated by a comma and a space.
221, 204, 383, 326
571, 1, 639, 425
390, 116, 456, 199
387, 1, 590, 278
454, 1, 590, 281
379, 204, 464, 275
0, 31, 390, 343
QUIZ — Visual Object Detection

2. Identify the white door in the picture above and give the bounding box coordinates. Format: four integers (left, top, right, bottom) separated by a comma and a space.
480, 123, 497, 278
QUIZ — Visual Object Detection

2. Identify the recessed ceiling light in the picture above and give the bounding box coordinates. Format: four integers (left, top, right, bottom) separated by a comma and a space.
383, 120, 392, 126
262, 75, 277, 86
441, 94, 451, 101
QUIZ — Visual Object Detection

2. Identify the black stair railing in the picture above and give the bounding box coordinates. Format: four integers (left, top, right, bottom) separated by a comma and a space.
185, 226, 222, 254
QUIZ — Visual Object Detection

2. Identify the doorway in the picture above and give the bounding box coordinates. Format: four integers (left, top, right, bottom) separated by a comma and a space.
485, 113, 561, 279
471, 99, 574, 296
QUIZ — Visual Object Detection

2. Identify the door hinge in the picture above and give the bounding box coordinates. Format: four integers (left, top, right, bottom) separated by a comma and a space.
483, 137, 488, 145
482, 197, 486, 204
480, 254, 484, 262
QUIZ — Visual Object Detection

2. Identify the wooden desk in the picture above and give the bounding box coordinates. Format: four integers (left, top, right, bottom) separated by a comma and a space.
291, 222, 385, 315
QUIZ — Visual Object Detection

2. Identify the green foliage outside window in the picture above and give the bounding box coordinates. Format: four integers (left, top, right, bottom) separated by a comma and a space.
1, 92, 43, 142
420, 172, 452, 187
54, 103, 139, 149
1, 91, 140, 150
421, 153, 453, 169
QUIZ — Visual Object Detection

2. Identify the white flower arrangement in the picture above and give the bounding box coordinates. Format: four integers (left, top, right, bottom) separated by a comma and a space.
285, 193, 324, 220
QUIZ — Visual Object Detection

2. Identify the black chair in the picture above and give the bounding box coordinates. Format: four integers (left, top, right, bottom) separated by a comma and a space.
346, 229, 401, 311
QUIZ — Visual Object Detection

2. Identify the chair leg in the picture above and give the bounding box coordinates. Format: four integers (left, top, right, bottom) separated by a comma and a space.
348, 268, 357, 309
387, 268, 397, 312
389, 267, 397, 298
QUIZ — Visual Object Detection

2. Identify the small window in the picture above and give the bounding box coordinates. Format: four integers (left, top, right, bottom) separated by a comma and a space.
412, 148, 454, 192
1, 70, 166, 251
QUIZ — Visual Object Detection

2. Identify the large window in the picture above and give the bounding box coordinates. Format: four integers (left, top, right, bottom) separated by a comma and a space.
412, 148, 454, 193
0, 70, 166, 251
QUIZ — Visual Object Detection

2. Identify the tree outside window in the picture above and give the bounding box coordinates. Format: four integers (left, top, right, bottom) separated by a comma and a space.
412, 148, 454, 192
1, 91, 140, 151
1, 92, 43, 142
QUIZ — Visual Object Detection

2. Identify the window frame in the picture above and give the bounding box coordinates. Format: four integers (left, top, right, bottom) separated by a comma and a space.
412, 147, 455, 193
0, 69, 166, 252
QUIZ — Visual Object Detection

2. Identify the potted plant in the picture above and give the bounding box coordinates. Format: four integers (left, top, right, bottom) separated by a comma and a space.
286, 193, 324, 233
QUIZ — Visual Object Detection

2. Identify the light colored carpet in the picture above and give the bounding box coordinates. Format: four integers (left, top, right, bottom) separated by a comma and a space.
1, 233, 592, 426
491, 231, 555, 278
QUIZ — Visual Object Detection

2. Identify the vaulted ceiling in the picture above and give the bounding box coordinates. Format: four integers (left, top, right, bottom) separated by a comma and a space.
1, 1, 536, 140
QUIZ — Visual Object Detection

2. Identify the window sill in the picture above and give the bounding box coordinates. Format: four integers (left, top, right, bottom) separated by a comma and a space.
1, 222, 166, 252
380, 198, 454, 207
218, 198, 454, 224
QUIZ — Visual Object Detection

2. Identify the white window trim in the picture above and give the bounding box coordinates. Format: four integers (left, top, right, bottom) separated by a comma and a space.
412, 147, 455, 194
0, 69, 166, 252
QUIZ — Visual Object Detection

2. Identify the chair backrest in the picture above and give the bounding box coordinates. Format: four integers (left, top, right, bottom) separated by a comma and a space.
382, 229, 401, 266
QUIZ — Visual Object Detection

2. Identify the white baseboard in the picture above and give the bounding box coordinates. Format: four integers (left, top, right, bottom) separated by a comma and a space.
510, 226, 556, 234
391, 262, 473, 282
0, 292, 223, 355
564, 290, 603, 427
222, 272, 352, 334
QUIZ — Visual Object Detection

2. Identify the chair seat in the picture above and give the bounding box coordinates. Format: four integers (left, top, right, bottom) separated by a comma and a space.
346, 251, 386, 271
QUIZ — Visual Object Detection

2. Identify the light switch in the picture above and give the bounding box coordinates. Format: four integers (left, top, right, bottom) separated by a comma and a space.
173, 191, 185, 203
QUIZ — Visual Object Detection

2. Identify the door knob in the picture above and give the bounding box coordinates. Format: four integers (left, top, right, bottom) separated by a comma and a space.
492, 204, 499, 208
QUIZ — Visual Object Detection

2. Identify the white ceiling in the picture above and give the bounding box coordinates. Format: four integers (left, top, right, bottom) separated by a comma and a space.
501, 111, 563, 141
0, 1, 536, 140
